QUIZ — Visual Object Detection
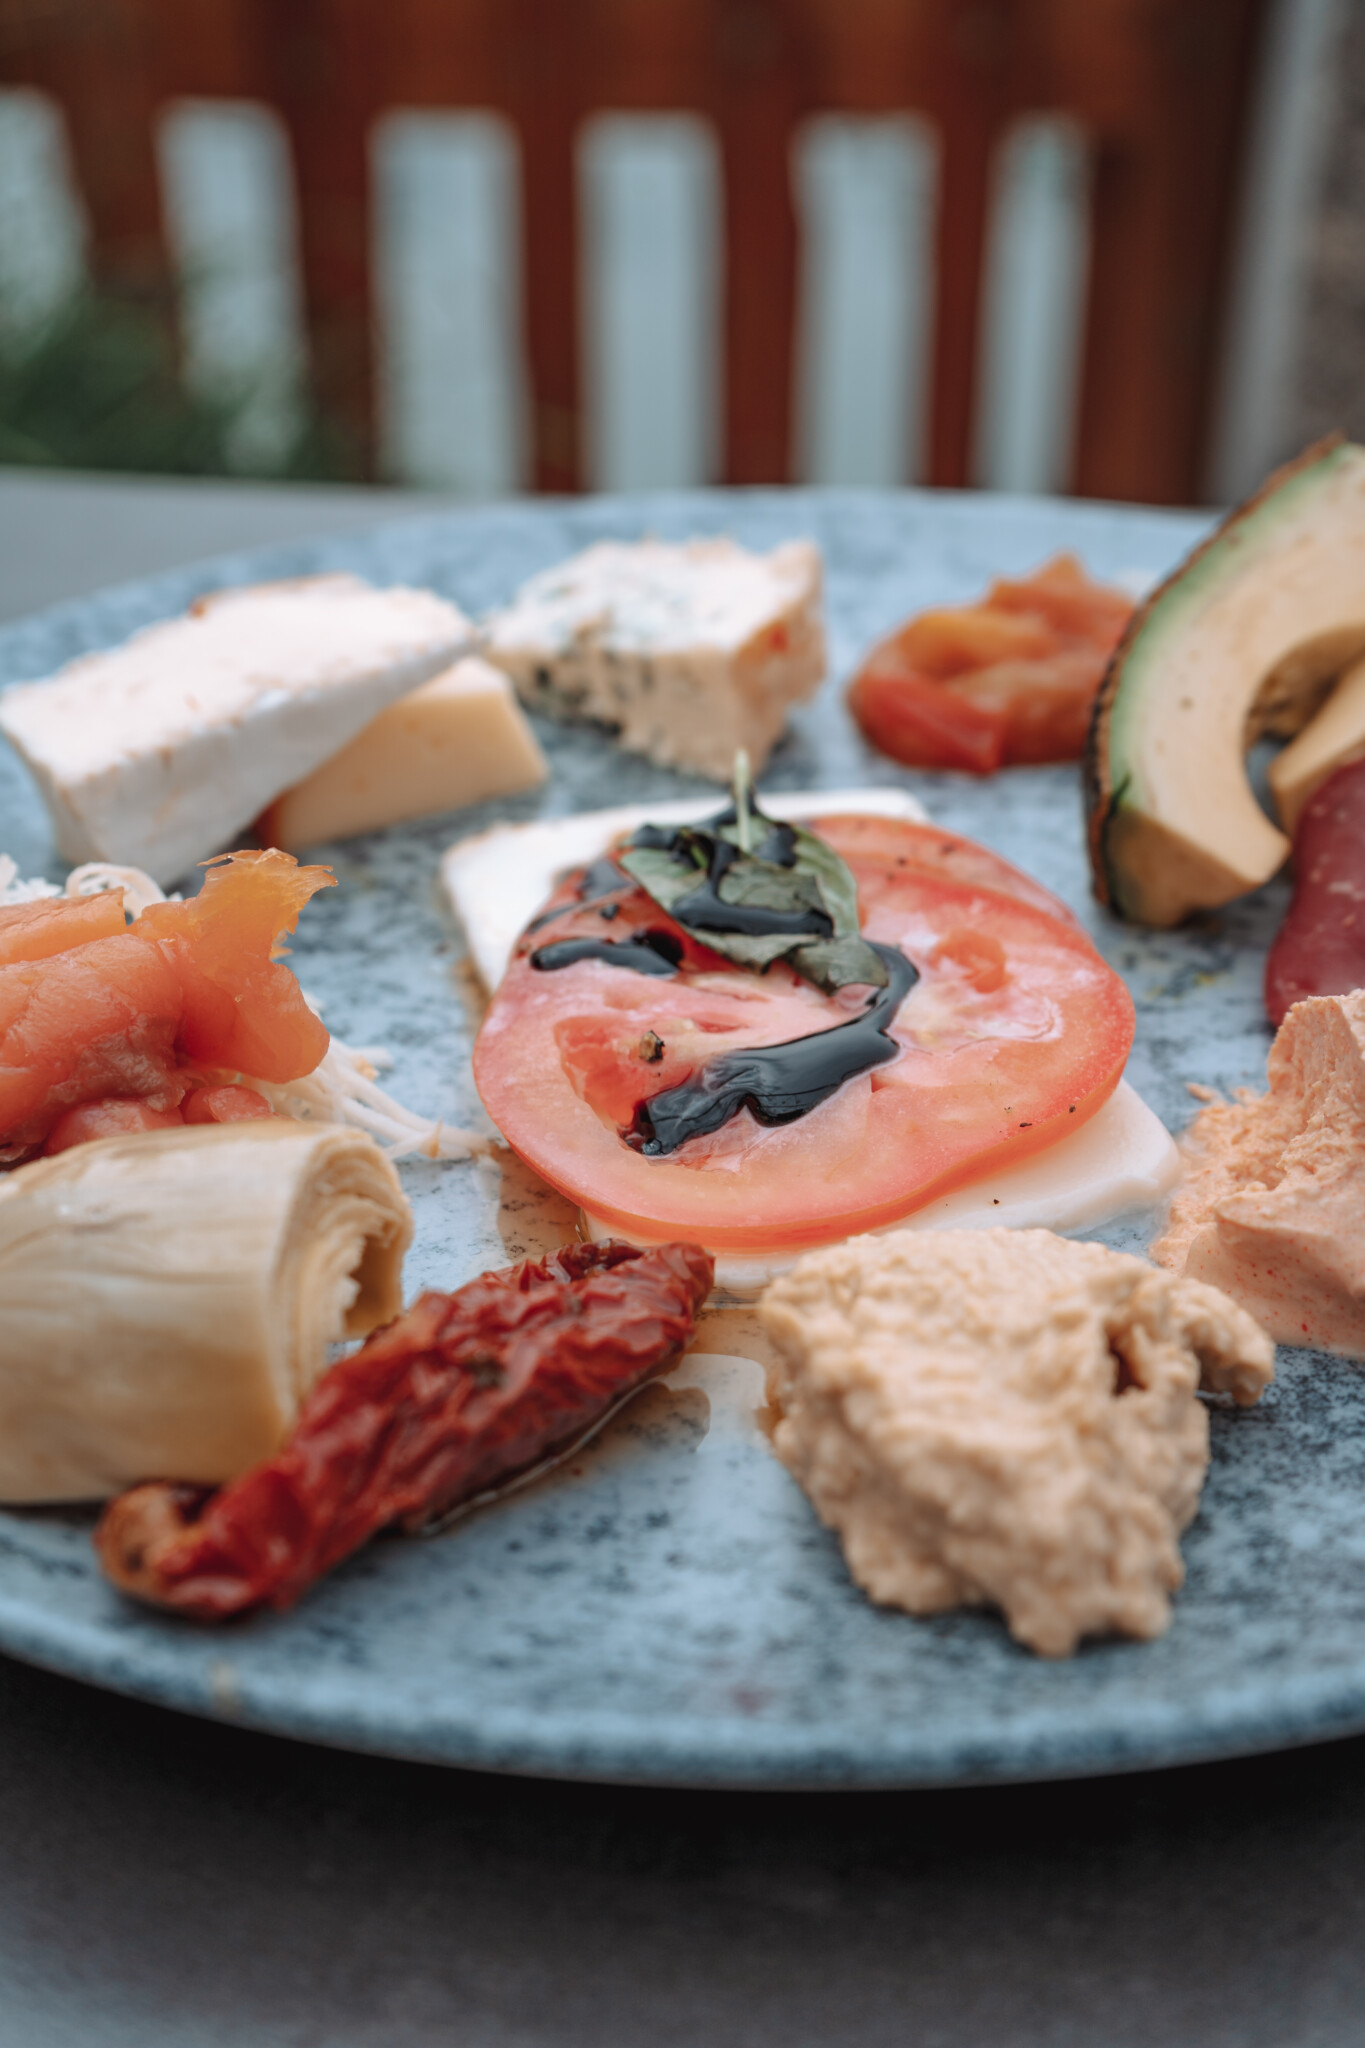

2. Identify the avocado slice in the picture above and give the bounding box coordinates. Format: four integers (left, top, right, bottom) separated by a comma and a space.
1086, 436, 1365, 926
1268, 649, 1365, 835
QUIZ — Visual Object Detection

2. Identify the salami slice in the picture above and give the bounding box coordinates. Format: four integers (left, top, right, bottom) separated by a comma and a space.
1266, 757, 1365, 1025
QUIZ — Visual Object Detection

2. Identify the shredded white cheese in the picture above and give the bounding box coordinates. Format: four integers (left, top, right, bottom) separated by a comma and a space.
64, 861, 179, 916
0, 855, 60, 904
255, 1034, 491, 1163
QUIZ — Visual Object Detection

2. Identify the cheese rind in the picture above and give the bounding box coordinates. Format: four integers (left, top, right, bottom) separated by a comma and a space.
481, 537, 825, 779
0, 574, 473, 884
259, 656, 547, 850
441, 786, 929, 993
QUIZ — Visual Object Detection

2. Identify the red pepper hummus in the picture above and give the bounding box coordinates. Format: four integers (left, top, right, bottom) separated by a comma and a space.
1154, 990, 1365, 1355
759, 1228, 1271, 1658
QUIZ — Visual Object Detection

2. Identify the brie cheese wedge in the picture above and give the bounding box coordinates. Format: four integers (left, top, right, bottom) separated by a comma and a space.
0, 574, 473, 885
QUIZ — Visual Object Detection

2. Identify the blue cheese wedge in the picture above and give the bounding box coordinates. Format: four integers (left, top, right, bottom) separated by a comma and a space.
0, 574, 473, 885
480, 537, 825, 778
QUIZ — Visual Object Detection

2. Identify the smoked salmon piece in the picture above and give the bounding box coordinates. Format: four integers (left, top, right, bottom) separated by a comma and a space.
0, 850, 333, 1164
138, 850, 332, 1081
43, 1099, 186, 1155
0, 890, 127, 968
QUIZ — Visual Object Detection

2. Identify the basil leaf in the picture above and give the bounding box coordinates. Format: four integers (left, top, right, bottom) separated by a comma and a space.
791, 935, 889, 993
616, 843, 703, 918
786, 821, 862, 940
618, 774, 886, 993
711, 858, 828, 920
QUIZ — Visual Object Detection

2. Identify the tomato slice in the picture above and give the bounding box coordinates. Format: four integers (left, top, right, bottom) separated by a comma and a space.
473, 814, 1134, 1253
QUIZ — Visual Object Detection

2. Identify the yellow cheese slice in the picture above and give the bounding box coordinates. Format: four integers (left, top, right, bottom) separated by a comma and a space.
260, 656, 548, 850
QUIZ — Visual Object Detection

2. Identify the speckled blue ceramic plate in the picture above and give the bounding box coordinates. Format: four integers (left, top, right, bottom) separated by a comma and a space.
0, 487, 1357, 1789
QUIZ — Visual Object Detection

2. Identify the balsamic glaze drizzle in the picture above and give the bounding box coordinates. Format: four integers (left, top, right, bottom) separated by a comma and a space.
522, 857, 632, 939
670, 836, 832, 940
629, 813, 828, 941
524, 811, 919, 1154
531, 930, 683, 977
627, 944, 918, 1155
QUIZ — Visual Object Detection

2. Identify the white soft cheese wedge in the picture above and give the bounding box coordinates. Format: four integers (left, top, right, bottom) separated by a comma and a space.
258, 655, 547, 850
0, 574, 473, 885
481, 537, 825, 779
442, 786, 930, 993
583, 1081, 1179, 1296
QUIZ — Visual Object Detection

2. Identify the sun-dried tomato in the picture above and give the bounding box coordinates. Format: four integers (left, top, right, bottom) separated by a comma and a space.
95, 1237, 714, 1619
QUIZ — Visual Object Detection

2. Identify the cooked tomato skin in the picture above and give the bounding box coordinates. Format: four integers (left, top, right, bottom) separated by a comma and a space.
96, 1240, 713, 1618
849, 555, 1133, 773
474, 814, 1135, 1252
848, 668, 1004, 774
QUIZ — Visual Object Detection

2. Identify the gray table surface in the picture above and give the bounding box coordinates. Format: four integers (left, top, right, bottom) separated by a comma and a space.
1, 468, 1362, 2048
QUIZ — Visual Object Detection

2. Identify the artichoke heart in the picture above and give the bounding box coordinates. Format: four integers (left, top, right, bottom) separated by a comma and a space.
0, 1121, 413, 1501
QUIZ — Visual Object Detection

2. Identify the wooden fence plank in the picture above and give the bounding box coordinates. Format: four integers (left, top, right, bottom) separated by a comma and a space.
0, 0, 1271, 501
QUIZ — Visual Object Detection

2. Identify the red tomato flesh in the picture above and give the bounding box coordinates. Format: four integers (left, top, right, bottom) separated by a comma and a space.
474, 814, 1134, 1253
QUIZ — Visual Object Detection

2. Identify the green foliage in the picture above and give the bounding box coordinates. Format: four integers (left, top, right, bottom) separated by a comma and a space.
0, 292, 359, 481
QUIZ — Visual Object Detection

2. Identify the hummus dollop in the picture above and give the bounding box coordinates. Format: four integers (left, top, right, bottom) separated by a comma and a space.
759, 1227, 1273, 1657
1153, 990, 1365, 1354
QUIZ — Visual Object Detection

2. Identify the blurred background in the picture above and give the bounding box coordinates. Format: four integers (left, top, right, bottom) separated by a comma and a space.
0, 0, 1359, 512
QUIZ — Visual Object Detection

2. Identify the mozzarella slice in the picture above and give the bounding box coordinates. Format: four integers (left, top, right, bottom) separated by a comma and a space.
0, 574, 473, 885
441, 786, 930, 992
583, 1081, 1179, 1296
443, 787, 1175, 1291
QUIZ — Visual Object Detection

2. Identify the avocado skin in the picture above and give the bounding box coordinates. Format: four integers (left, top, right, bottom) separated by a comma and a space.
1085, 434, 1354, 926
